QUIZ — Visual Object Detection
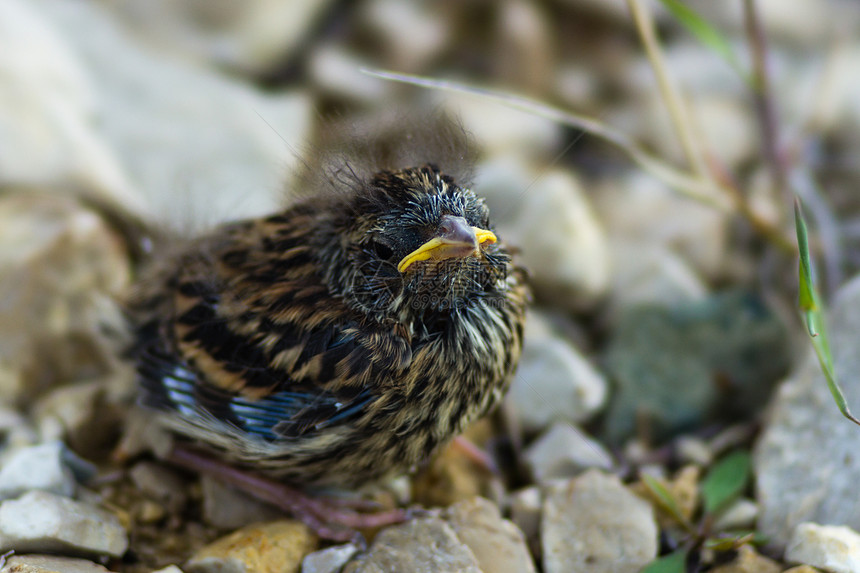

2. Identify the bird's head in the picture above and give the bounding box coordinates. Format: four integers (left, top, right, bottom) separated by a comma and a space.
317, 164, 513, 323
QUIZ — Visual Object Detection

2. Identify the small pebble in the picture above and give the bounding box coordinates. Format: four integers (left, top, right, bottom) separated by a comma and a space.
129, 462, 187, 513
300, 543, 360, 573
200, 474, 282, 531
509, 487, 542, 548
785, 522, 860, 573
185, 520, 317, 573
542, 470, 658, 573
712, 499, 759, 532
523, 423, 613, 484
445, 496, 537, 573
709, 545, 781, 573
0, 490, 127, 557
0, 554, 116, 573
344, 517, 481, 573
0, 441, 85, 500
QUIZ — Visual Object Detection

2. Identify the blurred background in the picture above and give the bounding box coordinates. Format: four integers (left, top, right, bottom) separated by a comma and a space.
5, 0, 860, 570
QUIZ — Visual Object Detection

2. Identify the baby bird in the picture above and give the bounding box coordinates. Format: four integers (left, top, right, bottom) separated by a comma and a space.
128, 123, 528, 538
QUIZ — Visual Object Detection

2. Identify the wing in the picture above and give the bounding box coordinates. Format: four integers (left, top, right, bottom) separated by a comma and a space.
130, 215, 412, 440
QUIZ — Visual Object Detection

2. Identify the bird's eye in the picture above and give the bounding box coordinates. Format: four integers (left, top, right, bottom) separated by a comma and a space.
371, 240, 394, 260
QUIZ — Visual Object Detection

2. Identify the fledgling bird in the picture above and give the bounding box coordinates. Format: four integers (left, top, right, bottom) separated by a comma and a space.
127, 119, 528, 537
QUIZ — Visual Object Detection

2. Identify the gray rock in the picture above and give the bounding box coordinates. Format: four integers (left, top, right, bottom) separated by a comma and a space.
755, 274, 860, 548
603, 290, 790, 443
542, 470, 658, 573
32, 0, 313, 230
129, 462, 187, 514
0, 555, 115, 573
33, 379, 134, 460
524, 423, 613, 484
344, 516, 481, 573
0, 490, 127, 557
0, 441, 94, 500
301, 543, 360, 573
445, 497, 537, 573
200, 474, 281, 530
785, 523, 860, 573
605, 244, 707, 322
505, 311, 607, 433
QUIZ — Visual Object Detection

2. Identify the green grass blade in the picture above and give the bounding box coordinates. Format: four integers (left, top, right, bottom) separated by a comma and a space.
794, 198, 860, 428
640, 549, 688, 573
641, 473, 692, 530
701, 451, 751, 515
657, 0, 746, 77
795, 198, 818, 328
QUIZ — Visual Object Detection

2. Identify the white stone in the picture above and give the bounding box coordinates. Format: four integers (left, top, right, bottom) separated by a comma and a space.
309, 44, 392, 104
595, 172, 728, 280
606, 244, 707, 322
0, 0, 144, 218
442, 93, 562, 159
32, 0, 313, 230
0, 490, 127, 557
109, 0, 336, 74
554, 0, 667, 25
611, 92, 757, 173
514, 169, 611, 310
151, 567, 184, 573
713, 498, 759, 532
445, 497, 536, 573
360, 0, 450, 71
505, 311, 607, 432
524, 423, 613, 484
675, 436, 713, 467
786, 523, 860, 573
0, 555, 115, 573
510, 487, 542, 545
302, 544, 360, 573
0, 441, 77, 500
684, 0, 836, 46
755, 274, 860, 547
542, 470, 658, 573
345, 517, 482, 572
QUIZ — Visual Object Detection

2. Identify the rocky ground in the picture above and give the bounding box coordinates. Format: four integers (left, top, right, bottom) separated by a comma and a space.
3, 0, 860, 572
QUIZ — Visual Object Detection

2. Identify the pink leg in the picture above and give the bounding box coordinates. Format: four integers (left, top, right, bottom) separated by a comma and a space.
451, 435, 500, 474
167, 445, 409, 542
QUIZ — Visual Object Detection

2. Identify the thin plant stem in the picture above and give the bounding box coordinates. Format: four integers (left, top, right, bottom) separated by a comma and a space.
743, 0, 789, 204
626, 0, 708, 179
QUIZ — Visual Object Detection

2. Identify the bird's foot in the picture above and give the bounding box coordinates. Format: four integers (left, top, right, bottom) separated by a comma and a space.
166, 445, 409, 542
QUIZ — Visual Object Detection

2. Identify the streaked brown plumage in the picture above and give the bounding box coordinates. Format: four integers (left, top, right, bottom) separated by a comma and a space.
128, 124, 528, 495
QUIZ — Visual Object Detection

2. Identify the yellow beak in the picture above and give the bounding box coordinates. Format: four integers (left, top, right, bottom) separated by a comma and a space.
397, 215, 497, 273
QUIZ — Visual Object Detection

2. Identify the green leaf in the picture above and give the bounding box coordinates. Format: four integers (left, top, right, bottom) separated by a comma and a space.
641, 473, 692, 529
640, 549, 688, 573
657, 0, 745, 77
701, 451, 751, 515
705, 531, 755, 551
795, 198, 818, 320
794, 198, 860, 428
